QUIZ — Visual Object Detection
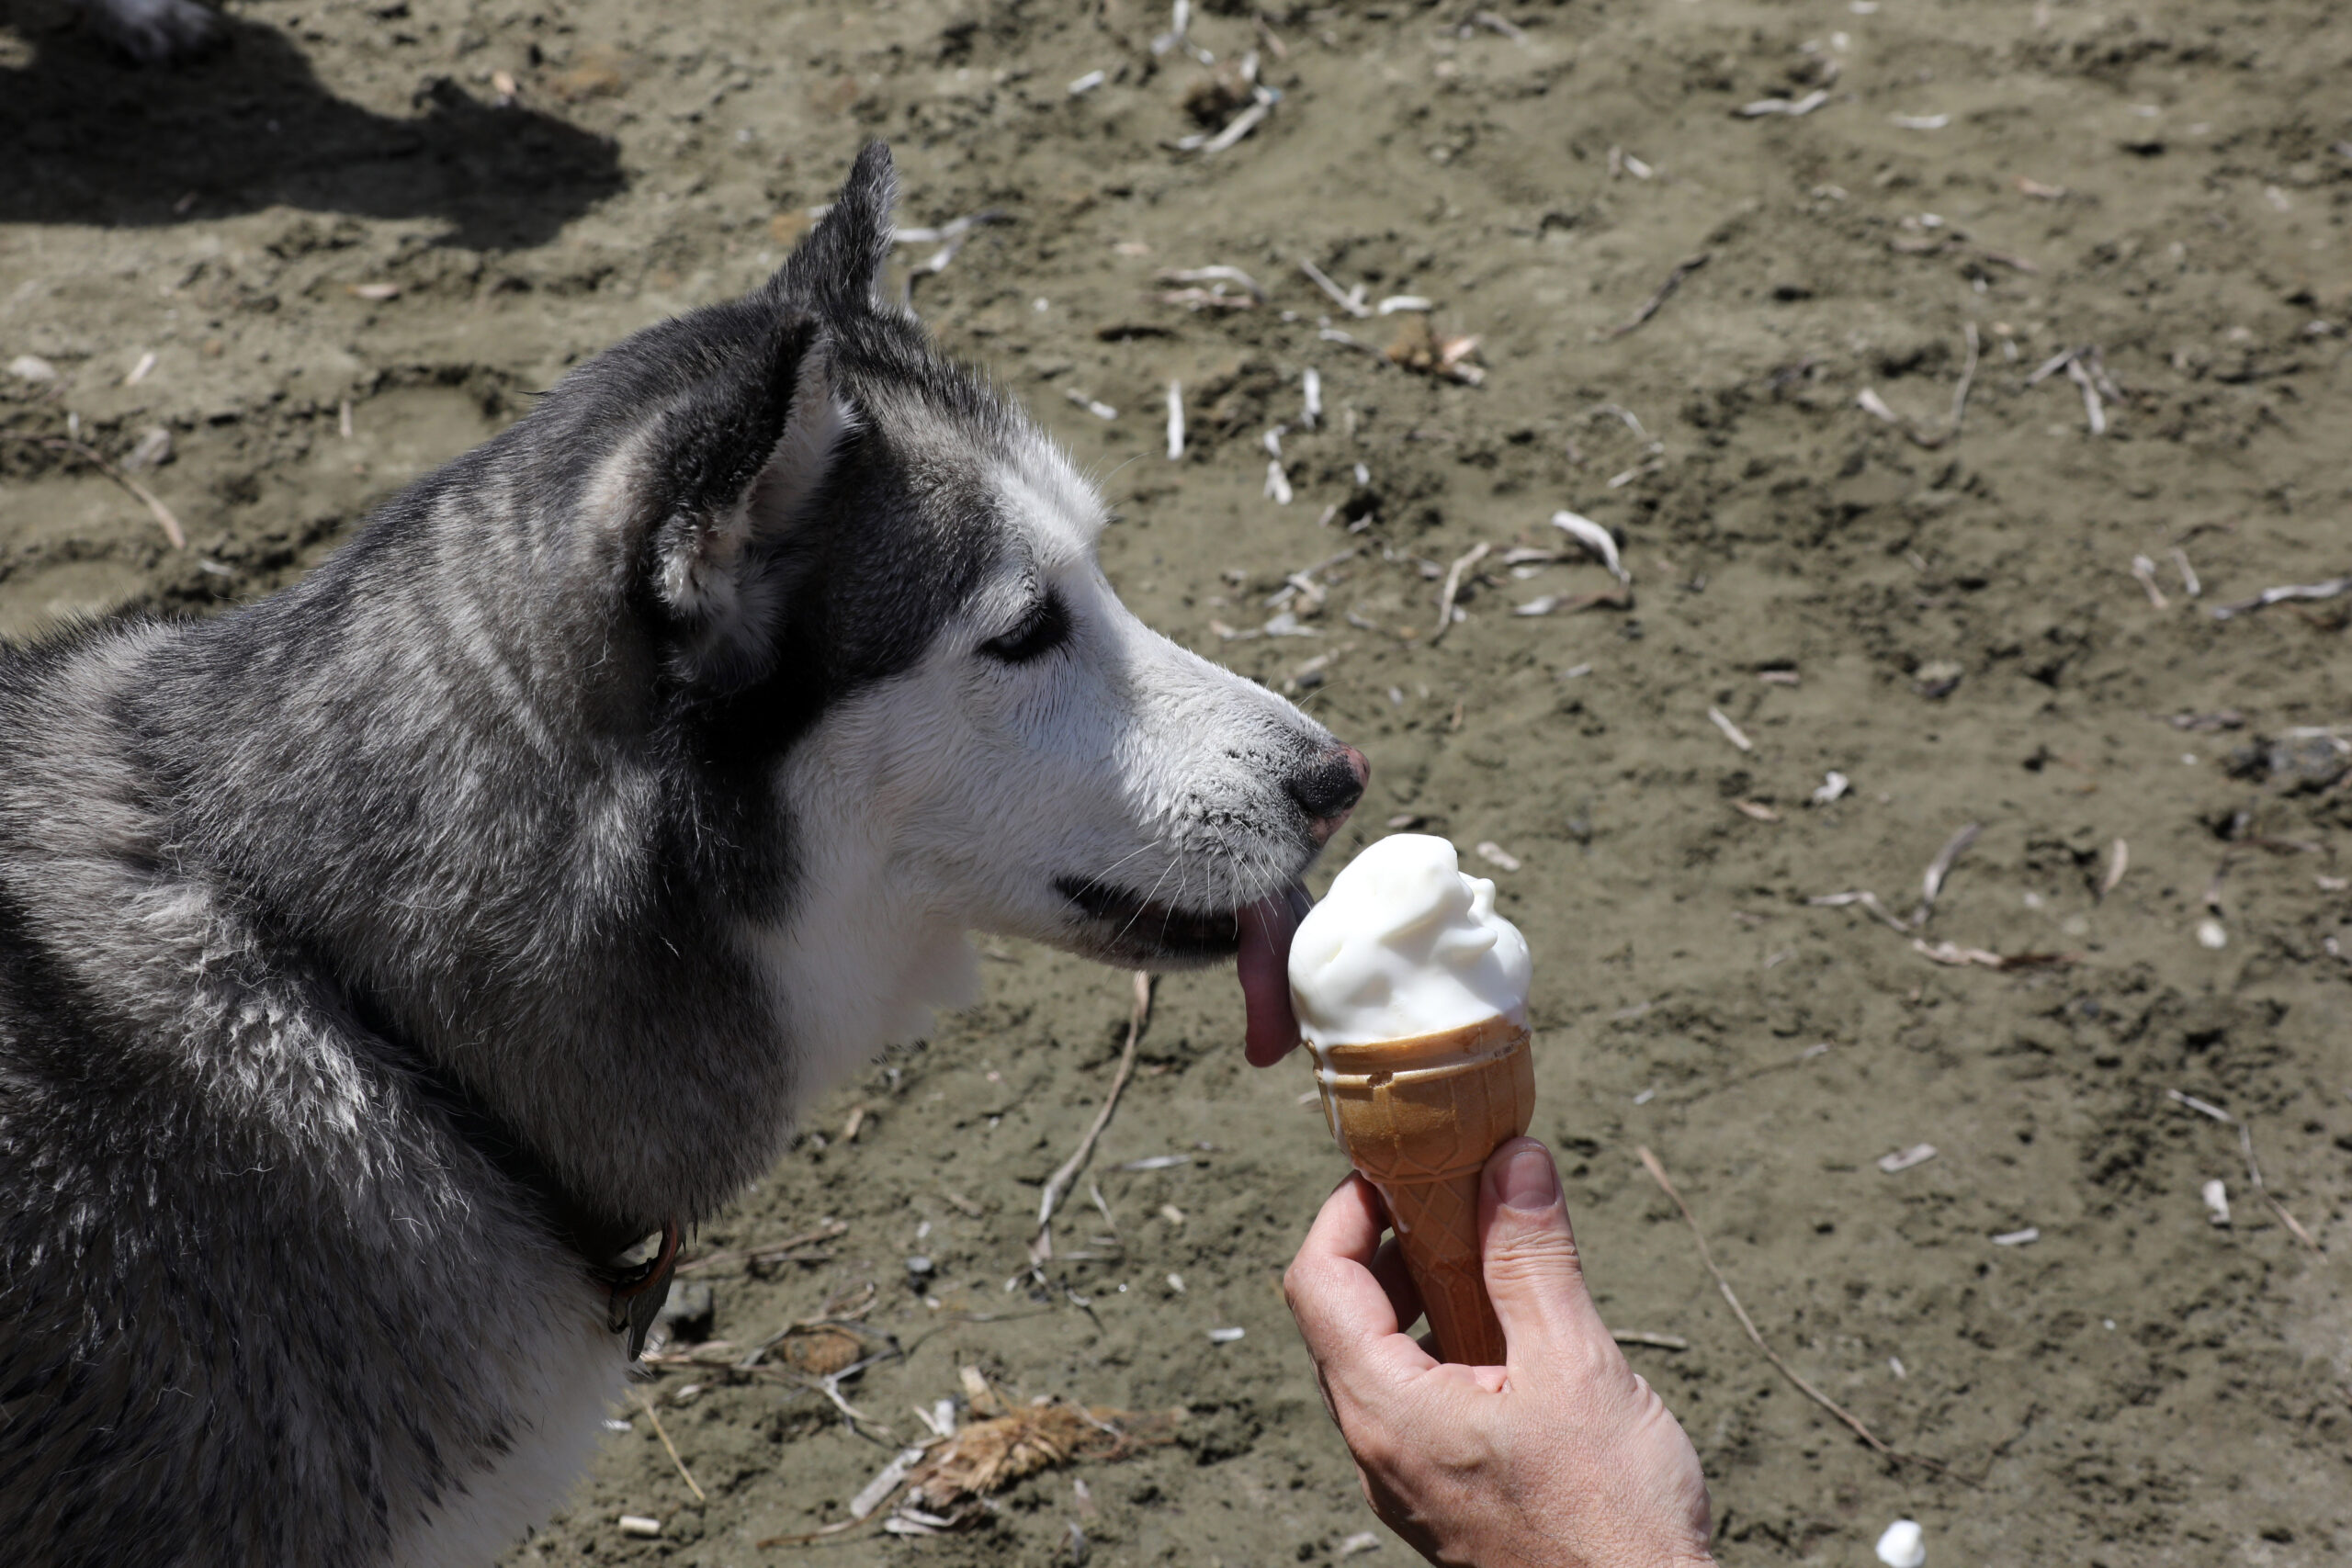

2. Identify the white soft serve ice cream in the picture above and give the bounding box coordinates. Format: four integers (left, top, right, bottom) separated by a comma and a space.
1286, 834, 1531, 1048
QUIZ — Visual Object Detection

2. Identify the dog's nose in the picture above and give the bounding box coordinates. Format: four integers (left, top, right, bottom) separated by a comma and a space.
1287, 745, 1369, 843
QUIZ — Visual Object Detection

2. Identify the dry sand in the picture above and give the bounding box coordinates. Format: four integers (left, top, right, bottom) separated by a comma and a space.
5, 0, 2351, 1562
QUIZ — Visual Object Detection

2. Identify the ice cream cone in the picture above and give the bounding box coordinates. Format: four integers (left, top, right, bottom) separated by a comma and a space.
1313, 1013, 1535, 1366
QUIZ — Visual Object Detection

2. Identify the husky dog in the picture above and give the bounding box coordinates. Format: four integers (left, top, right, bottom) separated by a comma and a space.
0, 142, 1362, 1565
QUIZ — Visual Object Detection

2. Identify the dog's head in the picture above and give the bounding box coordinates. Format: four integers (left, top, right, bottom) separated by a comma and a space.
540, 143, 1357, 1058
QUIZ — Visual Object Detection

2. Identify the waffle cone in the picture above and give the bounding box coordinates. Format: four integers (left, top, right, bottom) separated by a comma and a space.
1312, 1014, 1534, 1365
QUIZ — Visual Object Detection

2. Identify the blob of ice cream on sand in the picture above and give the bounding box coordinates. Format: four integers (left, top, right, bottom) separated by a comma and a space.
1288, 834, 1535, 1365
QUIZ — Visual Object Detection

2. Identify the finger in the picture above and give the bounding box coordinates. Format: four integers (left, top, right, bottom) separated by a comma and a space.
1285, 1176, 1438, 1388
1476, 1137, 1619, 1370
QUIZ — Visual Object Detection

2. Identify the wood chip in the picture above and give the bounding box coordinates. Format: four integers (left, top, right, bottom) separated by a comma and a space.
1877, 1143, 1939, 1174
906, 1402, 1180, 1511
2098, 838, 2128, 899
1550, 510, 1628, 582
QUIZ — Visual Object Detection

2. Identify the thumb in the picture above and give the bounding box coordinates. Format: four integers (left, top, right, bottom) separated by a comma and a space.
1478, 1137, 1612, 1363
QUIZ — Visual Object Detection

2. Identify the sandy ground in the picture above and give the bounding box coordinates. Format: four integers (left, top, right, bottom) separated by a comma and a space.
6, 0, 2352, 1562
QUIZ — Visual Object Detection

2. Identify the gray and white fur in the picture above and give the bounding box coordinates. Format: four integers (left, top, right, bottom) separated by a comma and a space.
72, 0, 224, 62
0, 143, 1364, 1565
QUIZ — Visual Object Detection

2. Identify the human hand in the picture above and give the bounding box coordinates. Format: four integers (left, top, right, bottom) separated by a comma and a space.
1283, 1137, 1715, 1568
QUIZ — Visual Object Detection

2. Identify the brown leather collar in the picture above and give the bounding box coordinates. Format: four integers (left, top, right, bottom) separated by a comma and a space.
600, 1218, 684, 1360
379, 1021, 684, 1360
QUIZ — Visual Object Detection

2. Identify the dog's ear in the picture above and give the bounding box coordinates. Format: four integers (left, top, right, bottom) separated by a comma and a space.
775, 141, 899, 312
643, 310, 850, 686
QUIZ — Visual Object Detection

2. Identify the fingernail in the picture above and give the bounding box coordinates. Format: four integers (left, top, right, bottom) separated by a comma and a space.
1496, 1144, 1559, 1214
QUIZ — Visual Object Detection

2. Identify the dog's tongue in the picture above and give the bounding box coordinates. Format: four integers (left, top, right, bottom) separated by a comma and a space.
1238, 884, 1310, 1066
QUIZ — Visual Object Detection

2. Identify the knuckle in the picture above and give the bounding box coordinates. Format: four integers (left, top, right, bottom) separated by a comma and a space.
1484, 1227, 1583, 1285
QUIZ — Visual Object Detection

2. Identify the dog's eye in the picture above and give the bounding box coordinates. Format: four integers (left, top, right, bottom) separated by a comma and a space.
981, 592, 1070, 663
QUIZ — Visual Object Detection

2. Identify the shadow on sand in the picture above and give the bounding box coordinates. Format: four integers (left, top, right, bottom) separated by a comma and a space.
2, 3, 625, 249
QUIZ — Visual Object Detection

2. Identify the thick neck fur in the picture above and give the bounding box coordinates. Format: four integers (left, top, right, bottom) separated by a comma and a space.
124, 427, 820, 1235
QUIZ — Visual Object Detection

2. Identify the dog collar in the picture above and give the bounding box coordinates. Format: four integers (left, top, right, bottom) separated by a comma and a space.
377, 1019, 684, 1360
598, 1218, 684, 1360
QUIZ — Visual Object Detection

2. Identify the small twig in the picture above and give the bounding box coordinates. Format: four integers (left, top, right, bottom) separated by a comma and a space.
754, 1517, 865, 1548
808, 1351, 901, 1436
1317, 326, 1389, 361
1193, 93, 1272, 155
2023, 345, 2080, 387
1031, 973, 1154, 1266
1299, 257, 1373, 319
1158, 265, 1268, 301
2169, 547, 2201, 598
12, 434, 186, 548
638, 1390, 707, 1504
1599, 253, 1709, 341
1636, 1146, 1962, 1483
1807, 889, 1911, 933
2239, 1122, 2323, 1252
1912, 822, 1982, 928
678, 1217, 849, 1277
1467, 10, 1528, 44
2166, 1088, 2233, 1123
2165, 1093, 2322, 1251
2064, 356, 2107, 434
2210, 575, 2351, 621
1429, 542, 1490, 644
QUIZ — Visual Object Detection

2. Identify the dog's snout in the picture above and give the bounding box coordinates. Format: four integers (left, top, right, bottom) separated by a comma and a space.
1288, 745, 1369, 843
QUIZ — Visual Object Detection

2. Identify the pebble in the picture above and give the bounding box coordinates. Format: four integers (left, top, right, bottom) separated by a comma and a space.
2196, 919, 2227, 950
906, 1255, 934, 1276
1207, 1326, 1245, 1343
1875, 1519, 1925, 1568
